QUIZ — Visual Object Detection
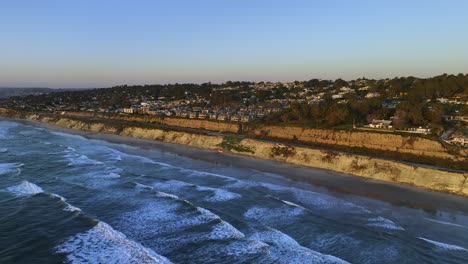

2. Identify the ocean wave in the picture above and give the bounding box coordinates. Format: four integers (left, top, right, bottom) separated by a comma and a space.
50, 131, 87, 140
66, 153, 104, 166
0, 162, 22, 175
424, 218, 468, 229
150, 179, 241, 203
244, 206, 305, 225
4, 180, 44, 196
195, 185, 242, 202
56, 221, 172, 264
119, 188, 247, 254
418, 237, 467, 251
50, 193, 82, 212
281, 199, 306, 209
366, 217, 405, 231
83, 171, 121, 179
0, 147, 8, 153
3, 181, 82, 212
249, 228, 351, 263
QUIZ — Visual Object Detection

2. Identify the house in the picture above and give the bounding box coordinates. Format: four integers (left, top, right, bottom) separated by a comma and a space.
404, 126, 431, 135
123, 107, 136, 114
369, 119, 393, 129
365, 92, 380, 98
449, 136, 467, 147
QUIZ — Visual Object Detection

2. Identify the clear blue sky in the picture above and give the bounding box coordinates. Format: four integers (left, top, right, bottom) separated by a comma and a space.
1, 0, 467, 88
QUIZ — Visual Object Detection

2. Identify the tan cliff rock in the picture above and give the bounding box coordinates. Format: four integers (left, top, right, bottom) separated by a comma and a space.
254, 126, 466, 160
61, 111, 240, 133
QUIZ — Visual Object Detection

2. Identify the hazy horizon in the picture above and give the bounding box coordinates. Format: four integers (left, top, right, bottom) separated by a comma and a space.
1, 0, 468, 88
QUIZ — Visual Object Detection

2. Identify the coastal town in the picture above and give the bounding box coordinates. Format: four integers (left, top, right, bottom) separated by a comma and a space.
3, 75, 468, 147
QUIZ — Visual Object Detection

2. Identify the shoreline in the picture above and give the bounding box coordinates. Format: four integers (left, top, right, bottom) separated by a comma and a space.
0, 109, 466, 197
8, 117, 468, 213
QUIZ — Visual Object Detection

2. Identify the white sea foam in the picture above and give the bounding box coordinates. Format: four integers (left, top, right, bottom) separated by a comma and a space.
0, 147, 8, 153
88, 171, 121, 179
418, 237, 467, 251
196, 185, 242, 202
366, 217, 404, 231
50, 131, 86, 140
250, 229, 351, 263
5, 181, 44, 196
118, 191, 247, 255
50, 194, 81, 212
56, 222, 172, 264
152, 179, 241, 202
208, 221, 245, 240
134, 182, 154, 190
244, 206, 305, 225
66, 153, 104, 166
424, 218, 468, 229
0, 162, 22, 175
3, 181, 82, 212
155, 190, 180, 200
281, 200, 306, 209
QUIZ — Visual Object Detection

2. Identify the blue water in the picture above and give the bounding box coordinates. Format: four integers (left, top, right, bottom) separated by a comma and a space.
0, 120, 467, 263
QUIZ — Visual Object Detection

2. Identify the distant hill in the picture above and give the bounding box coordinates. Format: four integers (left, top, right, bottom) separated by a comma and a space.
0, 88, 89, 99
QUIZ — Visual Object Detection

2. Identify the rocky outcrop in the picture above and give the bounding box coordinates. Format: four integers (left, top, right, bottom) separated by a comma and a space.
1, 108, 467, 196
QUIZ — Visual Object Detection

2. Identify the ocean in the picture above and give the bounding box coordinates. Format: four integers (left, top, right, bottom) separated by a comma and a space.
0, 120, 467, 263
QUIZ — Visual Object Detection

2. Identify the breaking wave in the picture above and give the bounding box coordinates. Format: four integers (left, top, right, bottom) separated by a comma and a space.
4, 181, 44, 196
249, 228, 351, 263
418, 237, 467, 251
56, 222, 172, 264
366, 217, 405, 231
424, 218, 468, 229
0, 162, 22, 175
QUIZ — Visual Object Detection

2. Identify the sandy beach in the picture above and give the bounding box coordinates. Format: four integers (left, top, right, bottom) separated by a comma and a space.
8, 117, 468, 214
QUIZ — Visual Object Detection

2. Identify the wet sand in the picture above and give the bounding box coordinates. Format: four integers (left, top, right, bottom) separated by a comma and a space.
11, 118, 468, 214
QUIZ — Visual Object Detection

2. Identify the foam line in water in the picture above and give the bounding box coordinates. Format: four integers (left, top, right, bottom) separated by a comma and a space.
50, 131, 87, 140
418, 237, 467, 251
3, 181, 82, 212
0, 147, 7, 153
66, 153, 104, 166
151, 179, 241, 203
366, 217, 404, 231
281, 200, 306, 209
424, 218, 468, 229
195, 185, 242, 202
244, 206, 305, 224
56, 221, 172, 264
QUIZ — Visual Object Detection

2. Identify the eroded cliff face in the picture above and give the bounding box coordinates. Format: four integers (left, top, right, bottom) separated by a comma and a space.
1, 109, 467, 196
61, 111, 240, 133
254, 126, 466, 160
224, 138, 467, 195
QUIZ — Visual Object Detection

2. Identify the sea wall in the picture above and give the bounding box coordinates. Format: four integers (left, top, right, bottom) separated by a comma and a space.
1, 108, 466, 196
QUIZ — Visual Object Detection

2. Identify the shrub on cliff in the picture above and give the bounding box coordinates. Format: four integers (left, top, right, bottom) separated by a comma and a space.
217, 136, 254, 154
270, 144, 296, 158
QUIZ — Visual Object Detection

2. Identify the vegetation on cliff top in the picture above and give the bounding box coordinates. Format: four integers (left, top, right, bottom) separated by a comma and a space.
217, 136, 254, 154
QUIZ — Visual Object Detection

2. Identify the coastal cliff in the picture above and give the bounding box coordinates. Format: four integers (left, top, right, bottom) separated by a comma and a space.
253, 125, 466, 160
1, 108, 467, 196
